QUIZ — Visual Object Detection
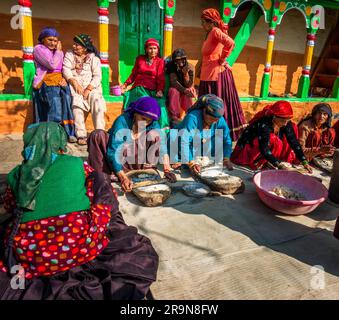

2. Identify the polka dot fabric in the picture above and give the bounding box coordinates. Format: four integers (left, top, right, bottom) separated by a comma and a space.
0, 163, 112, 279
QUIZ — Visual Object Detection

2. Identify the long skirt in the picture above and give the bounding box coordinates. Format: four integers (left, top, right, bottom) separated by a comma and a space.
167, 87, 195, 125
231, 124, 299, 170
33, 84, 75, 138
123, 86, 169, 130
333, 120, 339, 148
334, 218, 339, 240
87, 129, 159, 175
199, 68, 247, 141
304, 128, 336, 161
0, 171, 158, 300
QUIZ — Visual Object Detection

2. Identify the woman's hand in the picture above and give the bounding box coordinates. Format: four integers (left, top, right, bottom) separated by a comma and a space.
121, 177, 133, 193
117, 171, 133, 193
184, 87, 196, 98
83, 85, 93, 100
164, 171, 177, 183
156, 90, 164, 98
182, 65, 189, 75
70, 79, 84, 95
189, 163, 201, 175
319, 145, 336, 155
83, 89, 91, 100
303, 162, 313, 174
59, 78, 67, 87
223, 158, 234, 171
120, 84, 128, 93
56, 41, 62, 51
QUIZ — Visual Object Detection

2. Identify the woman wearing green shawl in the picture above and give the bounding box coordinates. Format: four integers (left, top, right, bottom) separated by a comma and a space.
0, 122, 158, 300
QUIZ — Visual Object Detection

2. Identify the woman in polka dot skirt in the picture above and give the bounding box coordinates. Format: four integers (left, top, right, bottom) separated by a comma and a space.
0, 122, 158, 300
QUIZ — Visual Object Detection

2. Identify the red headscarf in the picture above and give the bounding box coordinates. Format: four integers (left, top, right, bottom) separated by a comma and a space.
144, 38, 161, 57
249, 101, 293, 126
201, 8, 228, 34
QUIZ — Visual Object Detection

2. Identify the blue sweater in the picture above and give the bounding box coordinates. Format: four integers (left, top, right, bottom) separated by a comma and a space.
107, 113, 167, 173
169, 109, 232, 163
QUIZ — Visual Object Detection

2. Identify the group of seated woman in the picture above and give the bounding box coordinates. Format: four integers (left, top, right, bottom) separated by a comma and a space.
120, 7, 247, 140
33, 28, 106, 145
0, 97, 337, 299
232, 101, 337, 172
33, 7, 247, 147
90, 95, 339, 193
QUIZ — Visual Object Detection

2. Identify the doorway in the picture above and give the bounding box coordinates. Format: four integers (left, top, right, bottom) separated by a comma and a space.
118, 0, 164, 83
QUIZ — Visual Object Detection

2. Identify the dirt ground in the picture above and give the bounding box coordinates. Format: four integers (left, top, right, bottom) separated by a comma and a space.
1, 134, 339, 300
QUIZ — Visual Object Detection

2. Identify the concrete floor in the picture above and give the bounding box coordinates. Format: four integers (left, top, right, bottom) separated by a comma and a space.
1, 134, 339, 300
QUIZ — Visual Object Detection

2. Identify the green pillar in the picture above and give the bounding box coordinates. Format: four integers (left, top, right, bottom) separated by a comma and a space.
332, 75, 339, 99
97, 0, 110, 96
227, 5, 263, 67
297, 30, 317, 98
23, 61, 35, 97
260, 26, 276, 98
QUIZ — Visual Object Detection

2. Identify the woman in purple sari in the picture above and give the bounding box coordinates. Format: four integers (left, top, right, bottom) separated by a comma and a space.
32, 27, 76, 142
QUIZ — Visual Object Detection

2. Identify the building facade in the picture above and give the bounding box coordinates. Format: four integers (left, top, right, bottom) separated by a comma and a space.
0, 0, 338, 133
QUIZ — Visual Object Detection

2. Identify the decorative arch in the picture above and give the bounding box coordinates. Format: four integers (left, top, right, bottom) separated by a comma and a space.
232, 0, 269, 22
222, 0, 273, 24
276, 2, 312, 28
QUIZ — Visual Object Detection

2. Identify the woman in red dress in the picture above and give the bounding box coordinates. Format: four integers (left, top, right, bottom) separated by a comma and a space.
231, 100, 312, 173
121, 38, 169, 129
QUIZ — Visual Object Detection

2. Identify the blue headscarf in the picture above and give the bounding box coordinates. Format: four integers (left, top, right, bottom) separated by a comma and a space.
38, 27, 60, 43
188, 94, 224, 118
124, 97, 161, 121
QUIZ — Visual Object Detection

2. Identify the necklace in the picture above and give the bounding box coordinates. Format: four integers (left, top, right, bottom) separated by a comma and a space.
146, 57, 154, 66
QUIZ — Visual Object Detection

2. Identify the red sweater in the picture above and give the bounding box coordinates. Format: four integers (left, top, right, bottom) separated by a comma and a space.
124, 55, 165, 92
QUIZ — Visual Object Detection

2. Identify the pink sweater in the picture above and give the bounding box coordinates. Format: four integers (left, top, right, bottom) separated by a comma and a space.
33, 44, 64, 89
200, 27, 235, 81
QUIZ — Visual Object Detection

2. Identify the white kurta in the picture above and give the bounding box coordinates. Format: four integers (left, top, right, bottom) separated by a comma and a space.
63, 52, 106, 137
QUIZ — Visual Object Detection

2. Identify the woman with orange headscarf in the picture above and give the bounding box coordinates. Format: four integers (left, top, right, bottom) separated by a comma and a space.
198, 8, 247, 141
120, 38, 169, 129
231, 101, 312, 172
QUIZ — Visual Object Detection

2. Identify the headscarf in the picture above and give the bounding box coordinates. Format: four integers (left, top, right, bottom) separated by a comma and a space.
124, 96, 161, 121
166, 48, 188, 75
7, 122, 68, 211
312, 103, 332, 128
201, 8, 228, 34
144, 38, 161, 57
188, 94, 224, 118
73, 34, 100, 58
249, 100, 293, 126
38, 27, 60, 43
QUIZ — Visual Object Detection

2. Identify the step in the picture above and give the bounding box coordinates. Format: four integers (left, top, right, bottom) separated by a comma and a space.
323, 58, 339, 74
315, 74, 336, 88
331, 45, 339, 58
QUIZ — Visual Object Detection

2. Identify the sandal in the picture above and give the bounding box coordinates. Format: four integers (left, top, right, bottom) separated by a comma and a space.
77, 137, 87, 145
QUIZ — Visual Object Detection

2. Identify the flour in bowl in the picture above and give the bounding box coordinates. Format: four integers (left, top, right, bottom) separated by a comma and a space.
136, 184, 170, 192
200, 169, 230, 178
269, 185, 306, 201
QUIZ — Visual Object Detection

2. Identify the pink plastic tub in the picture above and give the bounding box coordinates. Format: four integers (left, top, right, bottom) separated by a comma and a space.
253, 170, 328, 215
111, 85, 122, 96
